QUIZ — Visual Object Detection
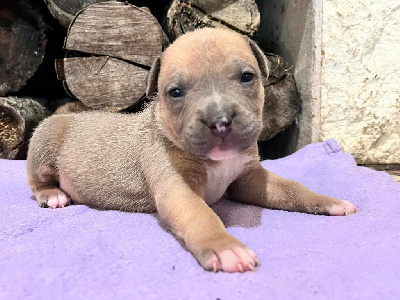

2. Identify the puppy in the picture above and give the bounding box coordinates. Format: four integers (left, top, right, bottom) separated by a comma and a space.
27, 28, 357, 273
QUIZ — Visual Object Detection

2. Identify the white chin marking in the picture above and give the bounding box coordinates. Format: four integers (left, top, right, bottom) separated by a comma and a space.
207, 148, 238, 161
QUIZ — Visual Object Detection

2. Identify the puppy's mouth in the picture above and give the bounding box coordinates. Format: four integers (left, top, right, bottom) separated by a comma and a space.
207, 136, 238, 160
182, 127, 258, 161
208, 146, 238, 160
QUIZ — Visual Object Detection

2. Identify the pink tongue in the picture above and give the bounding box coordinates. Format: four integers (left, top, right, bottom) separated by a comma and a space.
208, 147, 237, 160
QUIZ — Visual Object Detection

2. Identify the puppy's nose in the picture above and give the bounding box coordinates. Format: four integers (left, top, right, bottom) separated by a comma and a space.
208, 115, 232, 138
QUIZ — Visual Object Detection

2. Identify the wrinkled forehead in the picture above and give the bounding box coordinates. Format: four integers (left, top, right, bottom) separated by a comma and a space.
159, 30, 258, 81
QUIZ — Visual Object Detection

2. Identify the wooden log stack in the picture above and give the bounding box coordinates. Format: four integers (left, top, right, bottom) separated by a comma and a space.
0, 0, 300, 159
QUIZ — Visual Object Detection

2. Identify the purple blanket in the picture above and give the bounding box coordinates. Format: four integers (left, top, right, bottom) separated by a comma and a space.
1, 139, 399, 299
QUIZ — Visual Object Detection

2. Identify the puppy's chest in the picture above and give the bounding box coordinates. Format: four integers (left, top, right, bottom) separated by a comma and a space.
204, 156, 251, 205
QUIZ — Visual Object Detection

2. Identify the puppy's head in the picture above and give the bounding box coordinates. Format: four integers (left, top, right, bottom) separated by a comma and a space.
147, 28, 269, 160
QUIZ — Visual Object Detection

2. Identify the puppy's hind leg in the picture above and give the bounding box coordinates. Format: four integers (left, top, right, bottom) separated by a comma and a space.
28, 163, 71, 209
27, 115, 73, 209
27, 122, 71, 209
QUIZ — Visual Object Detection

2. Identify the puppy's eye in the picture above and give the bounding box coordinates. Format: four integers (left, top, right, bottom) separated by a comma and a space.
240, 72, 254, 83
168, 88, 184, 98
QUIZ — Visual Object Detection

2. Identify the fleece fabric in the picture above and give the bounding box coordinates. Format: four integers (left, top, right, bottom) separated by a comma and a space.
0, 139, 399, 299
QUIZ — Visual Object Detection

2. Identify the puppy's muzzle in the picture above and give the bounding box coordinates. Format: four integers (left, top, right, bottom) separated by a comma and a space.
202, 102, 235, 138
206, 115, 233, 138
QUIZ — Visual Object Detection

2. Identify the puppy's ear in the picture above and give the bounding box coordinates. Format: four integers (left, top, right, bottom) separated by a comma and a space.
146, 56, 161, 98
248, 38, 270, 79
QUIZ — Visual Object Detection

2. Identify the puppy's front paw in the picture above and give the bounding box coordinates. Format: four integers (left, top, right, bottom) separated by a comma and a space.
36, 188, 71, 209
192, 234, 260, 273
327, 199, 357, 216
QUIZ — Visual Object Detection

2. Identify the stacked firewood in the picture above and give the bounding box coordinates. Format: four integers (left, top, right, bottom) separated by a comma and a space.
0, 0, 300, 159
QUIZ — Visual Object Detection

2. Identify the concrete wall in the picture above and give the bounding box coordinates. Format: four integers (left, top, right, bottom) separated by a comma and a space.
257, 0, 399, 164
321, 0, 400, 164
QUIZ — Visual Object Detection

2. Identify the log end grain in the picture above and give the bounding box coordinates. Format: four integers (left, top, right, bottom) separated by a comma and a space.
65, 1, 163, 66
0, 97, 48, 159
63, 56, 148, 110
0, 103, 24, 159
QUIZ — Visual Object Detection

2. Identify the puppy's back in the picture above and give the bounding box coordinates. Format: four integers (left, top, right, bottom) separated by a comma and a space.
27, 109, 157, 212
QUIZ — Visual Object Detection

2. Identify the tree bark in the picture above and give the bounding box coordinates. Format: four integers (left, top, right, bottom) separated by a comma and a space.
259, 54, 301, 141
0, 1, 47, 96
260, 74, 301, 141
0, 97, 48, 159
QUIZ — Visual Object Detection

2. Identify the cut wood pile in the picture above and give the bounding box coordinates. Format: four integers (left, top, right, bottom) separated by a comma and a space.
0, 0, 300, 159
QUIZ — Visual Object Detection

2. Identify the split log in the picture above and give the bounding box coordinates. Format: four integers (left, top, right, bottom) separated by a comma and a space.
0, 97, 48, 160
166, 0, 260, 39
259, 54, 301, 141
0, 1, 47, 96
58, 1, 163, 111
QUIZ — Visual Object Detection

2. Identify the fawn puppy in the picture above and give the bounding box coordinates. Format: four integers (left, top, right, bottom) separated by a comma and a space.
27, 28, 356, 273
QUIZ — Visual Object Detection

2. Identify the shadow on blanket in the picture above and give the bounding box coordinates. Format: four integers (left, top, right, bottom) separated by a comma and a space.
0, 139, 399, 299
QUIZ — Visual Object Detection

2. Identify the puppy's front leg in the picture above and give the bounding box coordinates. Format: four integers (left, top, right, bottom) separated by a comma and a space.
154, 179, 259, 272
228, 163, 357, 216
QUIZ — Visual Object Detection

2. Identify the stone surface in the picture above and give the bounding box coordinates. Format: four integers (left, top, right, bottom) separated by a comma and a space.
321, 0, 400, 164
